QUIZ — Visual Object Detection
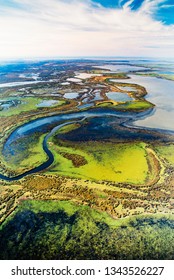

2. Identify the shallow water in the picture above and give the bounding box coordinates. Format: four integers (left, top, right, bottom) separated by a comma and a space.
0, 99, 21, 110
0, 80, 44, 88
37, 100, 59, 107
1, 104, 171, 181
91, 90, 103, 101
64, 92, 79, 99
78, 103, 94, 109
114, 74, 174, 131
3, 108, 143, 155
19, 73, 40, 80
116, 85, 137, 92
1, 59, 174, 181
61, 82, 70, 86
94, 64, 149, 73
106, 92, 132, 102
67, 78, 81, 83
75, 73, 101, 79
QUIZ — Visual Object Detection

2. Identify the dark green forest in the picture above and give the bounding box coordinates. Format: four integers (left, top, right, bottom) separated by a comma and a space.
0, 201, 174, 260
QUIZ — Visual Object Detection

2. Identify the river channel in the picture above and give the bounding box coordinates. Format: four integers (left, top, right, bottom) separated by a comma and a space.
0, 107, 157, 181
1, 64, 174, 181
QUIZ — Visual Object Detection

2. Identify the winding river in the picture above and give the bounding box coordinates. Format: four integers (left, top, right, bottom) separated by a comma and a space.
0, 107, 156, 181
1, 67, 174, 181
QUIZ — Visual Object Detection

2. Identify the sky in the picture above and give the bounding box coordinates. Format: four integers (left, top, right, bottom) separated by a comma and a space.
0, 0, 174, 59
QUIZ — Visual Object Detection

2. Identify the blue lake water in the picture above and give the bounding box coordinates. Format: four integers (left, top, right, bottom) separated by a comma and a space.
0, 99, 21, 110
64, 92, 79, 99
106, 92, 132, 102
0, 80, 44, 88
37, 100, 59, 107
114, 74, 174, 131
78, 103, 94, 109
94, 64, 149, 73
91, 90, 103, 101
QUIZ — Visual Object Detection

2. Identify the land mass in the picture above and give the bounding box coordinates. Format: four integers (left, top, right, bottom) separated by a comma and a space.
0, 59, 174, 259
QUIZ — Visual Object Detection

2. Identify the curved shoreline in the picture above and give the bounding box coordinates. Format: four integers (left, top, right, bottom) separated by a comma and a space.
0, 106, 173, 182
0, 118, 85, 182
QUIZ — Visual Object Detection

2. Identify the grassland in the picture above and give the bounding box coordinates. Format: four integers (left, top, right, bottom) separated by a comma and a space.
154, 144, 174, 166
0, 97, 65, 117
48, 138, 159, 185
96, 100, 154, 111
137, 72, 174, 81
0, 97, 42, 116
0, 133, 48, 176
20, 134, 48, 169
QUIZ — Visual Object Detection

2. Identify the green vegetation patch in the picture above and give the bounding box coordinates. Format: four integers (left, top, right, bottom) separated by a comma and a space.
97, 100, 154, 112
0, 97, 65, 117
120, 101, 154, 110
57, 123, 81, 134
137, 72, 174, 81
48, 140, 150, 184
0, 97, 42, 116
1, 200, 174, 260
20, 134, 48, 169
1, 133, 48, 174
105, 73, 129, 79
155, 144, 174, 166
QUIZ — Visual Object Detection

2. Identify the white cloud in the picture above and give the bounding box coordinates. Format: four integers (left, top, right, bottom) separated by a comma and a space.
0, 0, 173, 59
161, 4, 174, 8
138, 0, 167, 14
122, 0, 135, 10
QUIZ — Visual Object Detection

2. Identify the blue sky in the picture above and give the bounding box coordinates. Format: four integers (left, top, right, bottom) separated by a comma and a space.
95, 1, 173, 20
93, 0, 174, 25
0, 0, 174, 59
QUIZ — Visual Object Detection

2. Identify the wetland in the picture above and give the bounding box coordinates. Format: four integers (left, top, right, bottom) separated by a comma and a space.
0, 58, 174, 259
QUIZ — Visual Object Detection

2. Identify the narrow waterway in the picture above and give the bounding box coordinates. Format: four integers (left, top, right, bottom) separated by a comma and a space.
0, 108, 155, 181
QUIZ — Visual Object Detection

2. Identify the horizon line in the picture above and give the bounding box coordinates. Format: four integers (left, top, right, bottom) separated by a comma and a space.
0, 56, 174, 63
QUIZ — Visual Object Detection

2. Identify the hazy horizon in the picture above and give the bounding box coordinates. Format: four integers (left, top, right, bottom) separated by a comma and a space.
0, 55, 174, 63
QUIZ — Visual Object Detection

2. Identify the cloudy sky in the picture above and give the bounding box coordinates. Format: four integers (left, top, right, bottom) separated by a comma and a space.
0, 0, 174, 59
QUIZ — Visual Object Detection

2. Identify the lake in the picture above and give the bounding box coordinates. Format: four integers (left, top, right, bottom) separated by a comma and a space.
37, 100, 59, 107
64, 92, 79, 99
96, 61, 174, 131
0, 80, 44, 88
94, 64, 149, 73
113, 75, 174, 131
106, 91, 132, 102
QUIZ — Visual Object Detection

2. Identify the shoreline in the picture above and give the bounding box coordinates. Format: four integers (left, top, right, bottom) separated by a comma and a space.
0, 105, 173, 181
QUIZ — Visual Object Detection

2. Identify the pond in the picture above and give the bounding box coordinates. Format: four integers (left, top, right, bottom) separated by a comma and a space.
78, 103, 94, 109
37, 100, 59, 107
67, 78, 82, 83
64, 92, 79, 99
0, 99, 21, 110
0, 80, 44, 88
75, 73, 101, 79
112, 85, 137, 92
106, 92, 132, 102
91, 90, 103, 101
